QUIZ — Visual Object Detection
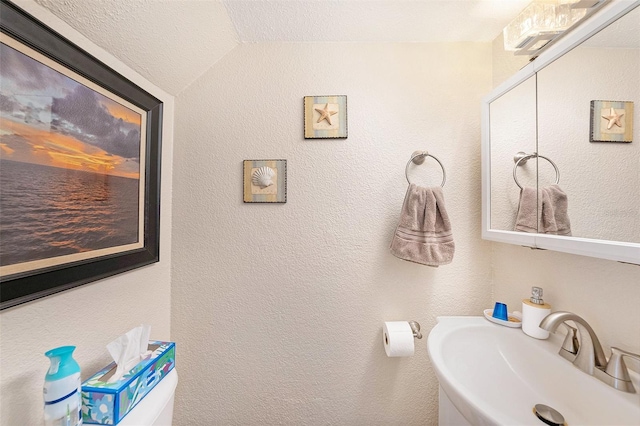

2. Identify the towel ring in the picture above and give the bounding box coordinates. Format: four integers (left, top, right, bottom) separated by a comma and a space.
405, 151, 446, 187
513, 151, 560, 190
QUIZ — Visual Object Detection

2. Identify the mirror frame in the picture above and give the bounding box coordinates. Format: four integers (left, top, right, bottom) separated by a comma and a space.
481, 0, 640, 265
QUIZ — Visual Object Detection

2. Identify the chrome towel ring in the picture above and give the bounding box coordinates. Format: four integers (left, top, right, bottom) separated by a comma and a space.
405, 150, 446, 187
513, 151, 560, 190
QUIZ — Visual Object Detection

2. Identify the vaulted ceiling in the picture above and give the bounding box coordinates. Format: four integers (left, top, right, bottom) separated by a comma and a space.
32, 0, 530, 95
34, 0, 239, 95
226, 0, 531, 43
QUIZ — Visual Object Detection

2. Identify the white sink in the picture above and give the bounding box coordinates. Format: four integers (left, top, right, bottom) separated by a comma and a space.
427, 317, 640, 426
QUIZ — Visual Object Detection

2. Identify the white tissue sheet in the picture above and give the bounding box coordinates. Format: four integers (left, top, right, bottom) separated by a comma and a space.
106, 325, 152, 383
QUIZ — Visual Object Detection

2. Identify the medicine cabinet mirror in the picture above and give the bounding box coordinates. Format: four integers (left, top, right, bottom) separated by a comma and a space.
482, 1, 640, 264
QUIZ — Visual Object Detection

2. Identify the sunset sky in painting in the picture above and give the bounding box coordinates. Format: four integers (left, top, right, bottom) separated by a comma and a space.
0, 39, 142, 179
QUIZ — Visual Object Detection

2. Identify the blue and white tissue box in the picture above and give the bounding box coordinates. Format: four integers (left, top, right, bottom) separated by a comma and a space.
81, 341, 175, 425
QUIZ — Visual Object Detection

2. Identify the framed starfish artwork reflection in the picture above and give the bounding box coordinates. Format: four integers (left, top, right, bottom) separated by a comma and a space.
590, 100, 633, 143
304, 95, 347, 139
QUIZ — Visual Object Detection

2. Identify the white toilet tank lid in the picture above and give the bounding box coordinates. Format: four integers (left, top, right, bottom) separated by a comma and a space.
118, 368, 178, 426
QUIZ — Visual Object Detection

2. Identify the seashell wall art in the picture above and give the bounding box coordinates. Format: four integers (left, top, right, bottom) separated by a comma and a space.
252, 166, 275, 189
243, 159, 287, 203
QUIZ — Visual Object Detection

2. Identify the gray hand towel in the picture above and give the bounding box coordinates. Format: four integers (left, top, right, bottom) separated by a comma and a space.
514, 187, 539, 233
514, 184, 571, 235
541, 184, 571, 236
390, 184, 454, 267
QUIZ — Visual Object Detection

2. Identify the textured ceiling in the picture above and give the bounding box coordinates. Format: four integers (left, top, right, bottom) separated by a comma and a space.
33, 0, 239, 95
582, 3, 640, 48
223, 0, 531, 43
30, 0, 532, 95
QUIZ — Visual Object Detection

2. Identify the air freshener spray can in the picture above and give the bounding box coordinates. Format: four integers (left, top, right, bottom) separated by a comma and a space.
44, 346, 82, 426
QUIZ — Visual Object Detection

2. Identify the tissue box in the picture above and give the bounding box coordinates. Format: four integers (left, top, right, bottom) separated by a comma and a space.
81, 341, 175, 425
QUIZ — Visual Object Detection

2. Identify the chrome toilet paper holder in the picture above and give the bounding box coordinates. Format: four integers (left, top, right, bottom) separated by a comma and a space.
409, 321, 422, 339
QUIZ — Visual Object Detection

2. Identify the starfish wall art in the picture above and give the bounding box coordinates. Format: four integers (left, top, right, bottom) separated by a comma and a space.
304, 95, 348, 139
590, 100, 633, 143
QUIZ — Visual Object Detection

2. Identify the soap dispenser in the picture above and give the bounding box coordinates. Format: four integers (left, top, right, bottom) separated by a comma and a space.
522, 287, 551, 339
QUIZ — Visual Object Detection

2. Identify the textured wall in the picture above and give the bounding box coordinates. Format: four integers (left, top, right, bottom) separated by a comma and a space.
491, 32, 530, 88
172, 42, 493, 425
0, 2, 174, 425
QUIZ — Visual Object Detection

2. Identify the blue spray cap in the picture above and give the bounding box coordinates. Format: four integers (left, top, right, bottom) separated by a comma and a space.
44, 346, 80, 381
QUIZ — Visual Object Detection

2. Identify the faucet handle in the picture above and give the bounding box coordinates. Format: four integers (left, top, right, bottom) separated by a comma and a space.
559, 323, 579, 361
604, 347, 640, 393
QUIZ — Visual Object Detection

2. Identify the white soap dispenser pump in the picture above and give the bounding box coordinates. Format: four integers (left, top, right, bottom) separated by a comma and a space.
522, 286, 551, 339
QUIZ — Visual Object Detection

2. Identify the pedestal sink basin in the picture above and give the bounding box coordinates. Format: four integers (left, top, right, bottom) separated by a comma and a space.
427, 317, 640, 425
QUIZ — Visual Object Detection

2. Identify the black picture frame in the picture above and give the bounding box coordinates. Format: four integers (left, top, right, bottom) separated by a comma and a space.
0, 0, 162, 310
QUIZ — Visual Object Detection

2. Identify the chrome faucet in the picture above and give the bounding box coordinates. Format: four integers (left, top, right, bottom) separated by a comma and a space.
558, 323, 579, 362
540, 311, 640, 393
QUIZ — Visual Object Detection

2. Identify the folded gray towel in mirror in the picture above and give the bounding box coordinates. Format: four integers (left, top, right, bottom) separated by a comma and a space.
515, 184, 571, 236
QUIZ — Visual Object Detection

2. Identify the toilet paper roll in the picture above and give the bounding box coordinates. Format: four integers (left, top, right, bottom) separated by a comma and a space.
383, 321, 414, 357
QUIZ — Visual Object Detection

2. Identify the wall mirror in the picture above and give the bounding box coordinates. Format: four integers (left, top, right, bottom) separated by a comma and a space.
482, 0, 640, 264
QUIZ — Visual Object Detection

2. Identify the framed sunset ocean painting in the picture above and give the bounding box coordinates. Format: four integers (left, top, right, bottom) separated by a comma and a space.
0, 1, 163, 309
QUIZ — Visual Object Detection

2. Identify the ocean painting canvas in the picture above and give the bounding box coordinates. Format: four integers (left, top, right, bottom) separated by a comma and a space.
0, 33, 147, 277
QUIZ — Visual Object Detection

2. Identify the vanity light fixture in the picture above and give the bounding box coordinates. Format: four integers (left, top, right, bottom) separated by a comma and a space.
503, 0, 609, 56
